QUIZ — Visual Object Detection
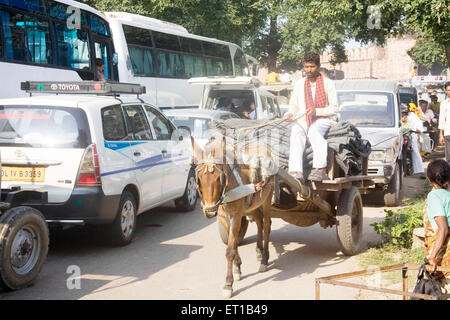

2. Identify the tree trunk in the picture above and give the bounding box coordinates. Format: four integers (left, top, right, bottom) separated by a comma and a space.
267, 15, 281, 73
446, 46, 450, 73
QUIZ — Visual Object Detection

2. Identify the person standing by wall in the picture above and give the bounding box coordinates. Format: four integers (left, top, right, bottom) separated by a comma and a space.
438, 82, 450, 161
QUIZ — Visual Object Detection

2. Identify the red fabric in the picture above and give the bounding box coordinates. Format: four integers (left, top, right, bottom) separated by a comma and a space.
304, 74, 327, 127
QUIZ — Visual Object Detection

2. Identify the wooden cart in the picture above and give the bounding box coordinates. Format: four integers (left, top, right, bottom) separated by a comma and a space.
218, 150, 382, 256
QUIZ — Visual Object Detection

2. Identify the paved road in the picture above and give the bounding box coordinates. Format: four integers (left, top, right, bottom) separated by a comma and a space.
0, 175, 426, 300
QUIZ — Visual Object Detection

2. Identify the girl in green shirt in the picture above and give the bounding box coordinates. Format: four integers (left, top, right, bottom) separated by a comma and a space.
424, 160, 450, 283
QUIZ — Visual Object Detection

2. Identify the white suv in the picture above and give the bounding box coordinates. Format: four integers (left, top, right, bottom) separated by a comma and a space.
0, 82, 197, 245
188, 77, 282, 120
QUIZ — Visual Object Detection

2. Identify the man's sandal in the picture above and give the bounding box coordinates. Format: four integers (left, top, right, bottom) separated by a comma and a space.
289, 171, 305, 184
308, 169, 328, 182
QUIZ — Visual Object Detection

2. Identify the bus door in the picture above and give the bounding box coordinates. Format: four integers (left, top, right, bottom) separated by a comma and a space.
92, 36, 114, 80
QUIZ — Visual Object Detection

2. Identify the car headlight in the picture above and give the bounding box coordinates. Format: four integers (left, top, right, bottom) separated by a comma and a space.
385, 147, 395, 163
369, 150, 385, 161
368, 148, 395, 163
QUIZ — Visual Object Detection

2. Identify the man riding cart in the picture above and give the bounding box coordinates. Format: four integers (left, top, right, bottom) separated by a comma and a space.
283, 52, 338, 181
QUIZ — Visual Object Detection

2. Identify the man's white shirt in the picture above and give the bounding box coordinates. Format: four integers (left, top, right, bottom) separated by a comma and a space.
438, 98, 450, 136
287, 77, 338, 126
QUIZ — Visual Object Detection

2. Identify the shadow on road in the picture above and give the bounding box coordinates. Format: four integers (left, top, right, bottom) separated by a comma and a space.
0, 202, 214, 299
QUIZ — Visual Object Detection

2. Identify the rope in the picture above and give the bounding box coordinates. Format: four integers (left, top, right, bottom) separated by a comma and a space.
239, 112, 306, 131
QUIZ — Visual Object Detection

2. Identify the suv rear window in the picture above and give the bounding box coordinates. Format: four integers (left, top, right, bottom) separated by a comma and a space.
0, 105, 91, 148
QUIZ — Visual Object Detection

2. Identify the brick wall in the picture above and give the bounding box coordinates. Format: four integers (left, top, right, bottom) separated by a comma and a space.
257, 37, 450, 81
320, 37, 417, 80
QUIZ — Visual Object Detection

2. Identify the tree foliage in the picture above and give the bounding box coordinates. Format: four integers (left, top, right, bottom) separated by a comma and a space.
82, 0, 450, 70
408, 37, 447, 69
83, 0, 267, 46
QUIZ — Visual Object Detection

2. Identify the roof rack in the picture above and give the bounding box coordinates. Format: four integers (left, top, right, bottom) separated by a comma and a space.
20, 81, 146, 97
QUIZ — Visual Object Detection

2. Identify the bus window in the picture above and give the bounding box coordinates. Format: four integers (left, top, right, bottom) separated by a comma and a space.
128, 46, 155, 76
0, 14, 3, 58
0, 0, 46, 13
194, 56, 206, 76
205, 58, 213, 76
182, 55, 205, 77
180, 37, 203, 55
153, 31, 181, 52
1, 11, 51, 64
54, 22, 90, 69
157, 51, 183, 77
90, 14, 110, 36
122, 24, 155, 76
123, 24, 153, 47
183, 55, 194, 77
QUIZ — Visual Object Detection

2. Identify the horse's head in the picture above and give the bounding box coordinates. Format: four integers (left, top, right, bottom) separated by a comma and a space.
194, 138, 231, 218
196, 160, 228, 218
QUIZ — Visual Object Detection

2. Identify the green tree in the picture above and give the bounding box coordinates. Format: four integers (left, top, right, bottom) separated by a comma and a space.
83, 0, 267, 48
244, 0, 286, 72
278, 0, 449, 70
408, 37, 447, 69
279, 0, 405, 69
402, 0, 450, 68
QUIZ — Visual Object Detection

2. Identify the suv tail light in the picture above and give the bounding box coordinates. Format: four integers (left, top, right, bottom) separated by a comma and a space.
77, 144, 101, 186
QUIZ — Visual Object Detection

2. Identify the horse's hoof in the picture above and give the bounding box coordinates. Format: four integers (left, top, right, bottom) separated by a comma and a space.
233, 273, 241, 281
259, 264, 268, 273
222, 287, 233, 299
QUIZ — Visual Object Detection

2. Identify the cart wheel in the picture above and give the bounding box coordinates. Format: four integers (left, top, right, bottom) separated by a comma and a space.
217, 215, 248, 246
0, 206, 49, 290
336, 187, 363, 256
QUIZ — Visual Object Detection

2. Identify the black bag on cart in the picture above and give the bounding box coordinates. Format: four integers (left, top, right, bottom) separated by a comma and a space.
410, 259, 446, 300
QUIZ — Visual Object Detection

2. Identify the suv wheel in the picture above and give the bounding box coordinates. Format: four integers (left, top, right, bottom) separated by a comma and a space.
174, 169, 198, 212
104, 191, 137, 246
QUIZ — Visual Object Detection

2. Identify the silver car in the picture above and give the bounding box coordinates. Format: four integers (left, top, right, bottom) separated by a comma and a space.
336, 79, 403, 206
163, 108, 240, 148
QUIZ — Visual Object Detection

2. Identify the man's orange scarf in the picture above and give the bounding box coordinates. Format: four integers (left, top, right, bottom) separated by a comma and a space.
304, 73, 327, 127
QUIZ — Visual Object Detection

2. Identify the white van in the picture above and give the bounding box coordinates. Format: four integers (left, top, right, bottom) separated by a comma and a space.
0, 82, 197, 245
188, 77, 282, 120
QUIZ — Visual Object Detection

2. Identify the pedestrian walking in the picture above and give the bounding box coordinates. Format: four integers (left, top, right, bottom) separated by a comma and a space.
438, 82, 450, 161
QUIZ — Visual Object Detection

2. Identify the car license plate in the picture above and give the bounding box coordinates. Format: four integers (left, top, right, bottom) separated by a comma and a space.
1, 166, 45, 182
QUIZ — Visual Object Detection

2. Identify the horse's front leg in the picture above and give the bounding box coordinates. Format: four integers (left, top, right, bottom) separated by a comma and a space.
223, 215, 241, 299
259, 202, 272, 272
253, 211, 263, 262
